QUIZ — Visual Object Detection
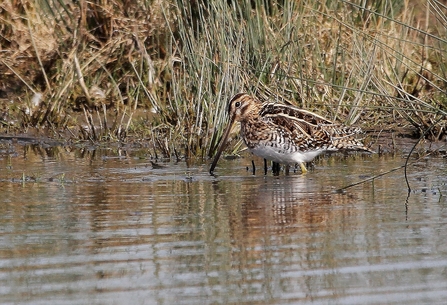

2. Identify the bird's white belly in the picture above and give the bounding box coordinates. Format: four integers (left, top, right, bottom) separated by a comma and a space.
249, 146, 324, 164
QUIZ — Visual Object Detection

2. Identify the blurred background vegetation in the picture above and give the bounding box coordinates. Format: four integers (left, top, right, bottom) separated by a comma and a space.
1, 0, 446, 159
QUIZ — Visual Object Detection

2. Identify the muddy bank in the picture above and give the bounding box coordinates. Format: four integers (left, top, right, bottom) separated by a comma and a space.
1, 127, 446, 162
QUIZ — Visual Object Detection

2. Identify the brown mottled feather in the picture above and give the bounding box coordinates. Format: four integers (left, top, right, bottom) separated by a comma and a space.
250, 100, 369, 153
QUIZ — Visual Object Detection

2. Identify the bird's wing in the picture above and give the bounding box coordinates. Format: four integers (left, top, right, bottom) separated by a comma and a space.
260, 103, 333, 140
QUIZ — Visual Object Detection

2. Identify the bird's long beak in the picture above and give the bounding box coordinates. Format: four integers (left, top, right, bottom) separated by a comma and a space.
209, 115, 236, 175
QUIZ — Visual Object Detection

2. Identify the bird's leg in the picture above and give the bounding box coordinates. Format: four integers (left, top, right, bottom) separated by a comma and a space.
264, 159, 268, 175
272, 162, 280, 176
299, 162, 308, 174
285, 164, 290, 175
252, 160, 256, 175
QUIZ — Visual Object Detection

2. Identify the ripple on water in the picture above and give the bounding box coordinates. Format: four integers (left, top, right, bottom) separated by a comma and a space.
1, 147, 447, 304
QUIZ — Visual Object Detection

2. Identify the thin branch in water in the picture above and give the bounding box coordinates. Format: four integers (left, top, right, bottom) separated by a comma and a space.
404, 116, 445, 192
337, 163, 405, 192
338, 142, 446, 192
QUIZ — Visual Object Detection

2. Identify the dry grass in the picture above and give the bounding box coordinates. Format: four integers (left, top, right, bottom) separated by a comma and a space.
1, 0, 447, 158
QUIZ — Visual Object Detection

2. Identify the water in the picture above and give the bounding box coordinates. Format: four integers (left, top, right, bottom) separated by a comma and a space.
1, 144, 447, 304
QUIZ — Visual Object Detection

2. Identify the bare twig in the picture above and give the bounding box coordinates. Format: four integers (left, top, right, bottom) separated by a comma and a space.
403, 116, 445, 192
338, 140, 446, 193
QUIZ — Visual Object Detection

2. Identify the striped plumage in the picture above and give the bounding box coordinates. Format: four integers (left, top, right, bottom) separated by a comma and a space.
210, 93, 371, 174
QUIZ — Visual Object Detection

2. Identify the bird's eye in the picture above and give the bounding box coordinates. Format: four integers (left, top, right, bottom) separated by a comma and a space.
235, 101, 241, 108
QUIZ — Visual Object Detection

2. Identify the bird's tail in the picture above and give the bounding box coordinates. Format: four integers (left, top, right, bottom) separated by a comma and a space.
322, 124, 373, 153
330, 135, 373, 152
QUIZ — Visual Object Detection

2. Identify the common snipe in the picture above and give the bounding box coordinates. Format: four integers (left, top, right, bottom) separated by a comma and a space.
209, 93, 372, 174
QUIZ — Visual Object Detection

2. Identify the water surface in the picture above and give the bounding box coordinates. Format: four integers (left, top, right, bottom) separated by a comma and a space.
1, 144, 447, 304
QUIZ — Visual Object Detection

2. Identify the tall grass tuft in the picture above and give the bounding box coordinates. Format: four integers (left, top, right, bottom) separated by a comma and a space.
1, 0, 447, 158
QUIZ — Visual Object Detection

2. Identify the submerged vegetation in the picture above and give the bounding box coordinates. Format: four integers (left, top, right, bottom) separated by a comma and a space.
1, 0, 447, 159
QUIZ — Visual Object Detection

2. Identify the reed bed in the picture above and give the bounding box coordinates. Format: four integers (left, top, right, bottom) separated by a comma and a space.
1, 0, 446, 159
